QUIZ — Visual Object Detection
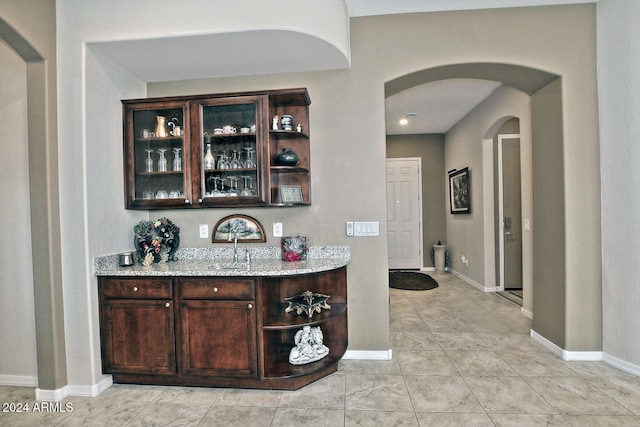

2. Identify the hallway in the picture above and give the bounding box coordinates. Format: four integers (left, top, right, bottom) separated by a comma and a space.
1, 273, 639, 426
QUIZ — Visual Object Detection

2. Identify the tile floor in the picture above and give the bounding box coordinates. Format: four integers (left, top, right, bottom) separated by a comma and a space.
2, 272, 640, 426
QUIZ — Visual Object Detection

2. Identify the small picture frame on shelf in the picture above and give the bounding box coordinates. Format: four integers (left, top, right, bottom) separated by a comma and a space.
280, 185, 303, 204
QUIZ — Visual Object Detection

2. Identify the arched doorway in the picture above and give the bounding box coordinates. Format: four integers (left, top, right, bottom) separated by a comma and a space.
385, 62, 562, 322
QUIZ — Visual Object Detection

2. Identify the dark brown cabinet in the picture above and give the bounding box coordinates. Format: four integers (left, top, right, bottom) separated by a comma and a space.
97, 267, 347, 390
98, 278, 176, 376
122, 88, 310, 209
177, 278, 257, 378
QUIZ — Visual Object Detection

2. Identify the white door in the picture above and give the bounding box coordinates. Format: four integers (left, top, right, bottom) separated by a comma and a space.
386, 158, 422, 269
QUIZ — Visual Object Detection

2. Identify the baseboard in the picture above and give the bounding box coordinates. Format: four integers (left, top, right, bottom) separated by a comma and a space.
0, 375, 38, 387
450, 270, 488, 291
421, 267, 435, 272
530, 329, 603, 361
521, 307, 533, 319
603, 353, 640, 377
33, 375, 114, 402
67, 376, 113, 397
343, 349, 393, 360
35, 386, 69, 402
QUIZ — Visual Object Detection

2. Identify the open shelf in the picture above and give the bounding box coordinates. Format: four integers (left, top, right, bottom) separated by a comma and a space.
263, 302, 347, 329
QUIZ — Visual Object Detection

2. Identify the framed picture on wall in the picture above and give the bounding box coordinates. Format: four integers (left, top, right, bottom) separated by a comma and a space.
449, 167, 470, 214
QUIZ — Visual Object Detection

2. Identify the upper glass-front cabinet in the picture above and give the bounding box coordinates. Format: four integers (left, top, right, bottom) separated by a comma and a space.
193, 96, 267, 207
123, 100, 191, 209
122, 88, 310, 210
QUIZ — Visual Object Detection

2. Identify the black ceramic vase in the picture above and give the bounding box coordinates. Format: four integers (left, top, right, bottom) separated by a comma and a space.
276, 148, 300, 166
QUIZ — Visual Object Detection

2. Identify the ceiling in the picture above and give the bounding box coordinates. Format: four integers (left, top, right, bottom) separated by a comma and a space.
89, 0, 587, 135
385, 79, 502, 135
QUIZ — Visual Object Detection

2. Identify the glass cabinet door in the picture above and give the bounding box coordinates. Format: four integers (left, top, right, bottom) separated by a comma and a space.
124, 101, 191, 209
194, 96, 267, 206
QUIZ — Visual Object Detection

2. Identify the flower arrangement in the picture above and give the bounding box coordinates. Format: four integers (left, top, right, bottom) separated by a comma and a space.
134, 217, 180, 266
281, 236, 308, 262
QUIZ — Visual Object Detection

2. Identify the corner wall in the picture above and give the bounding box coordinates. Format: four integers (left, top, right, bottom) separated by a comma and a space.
531, 78, 566, 347
598, 0, 640, 369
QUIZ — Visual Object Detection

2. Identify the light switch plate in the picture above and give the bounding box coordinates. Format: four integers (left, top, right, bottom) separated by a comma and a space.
199, 224, 209, 238
273, 222, 283, 237
353, 221, 379, 236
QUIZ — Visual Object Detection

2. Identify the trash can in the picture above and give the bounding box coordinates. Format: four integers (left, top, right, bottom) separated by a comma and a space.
433, 244, 447, 273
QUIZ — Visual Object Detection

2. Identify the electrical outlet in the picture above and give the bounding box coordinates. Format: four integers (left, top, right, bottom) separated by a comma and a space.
199, 224, 209, 239
273, 222, 283, 237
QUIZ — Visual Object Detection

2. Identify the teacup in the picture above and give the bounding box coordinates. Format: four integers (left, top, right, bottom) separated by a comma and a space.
222, 125, 236, 134
213, 128, 223, 135
240, 127, 250, 134
156, 190, 169, 199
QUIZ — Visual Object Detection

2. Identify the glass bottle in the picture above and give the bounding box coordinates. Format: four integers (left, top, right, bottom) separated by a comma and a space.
204, 143, 215, 170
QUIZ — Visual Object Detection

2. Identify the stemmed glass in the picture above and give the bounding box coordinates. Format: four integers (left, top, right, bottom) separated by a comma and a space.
230, 149, 242, 169
227, 176, 240, 196
145, 149, 154, 172
172, 148, 182, 171
211, 177, 224, 197
157, 148, 168, 172
218, 151, 229, 170
243, 147, 256, 168
240, 176, 255, 196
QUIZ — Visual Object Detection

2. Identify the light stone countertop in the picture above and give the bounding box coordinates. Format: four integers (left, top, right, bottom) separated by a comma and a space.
94, 246, 350, 277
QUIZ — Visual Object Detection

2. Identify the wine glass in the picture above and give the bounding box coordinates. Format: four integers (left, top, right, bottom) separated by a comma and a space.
240, 176, 255, 196
211, 177, 224, 197
220, 177, 230, 196
243, 147, 256, 168
227, 176, 239, 196
145, 149, 154, 172
218, 151, 229, 170
172, 148, 182, 171
229, 149, 242, 169
157, 148, 168, 172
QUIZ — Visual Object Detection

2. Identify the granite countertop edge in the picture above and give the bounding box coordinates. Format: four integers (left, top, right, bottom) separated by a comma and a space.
94, 246, 350, 277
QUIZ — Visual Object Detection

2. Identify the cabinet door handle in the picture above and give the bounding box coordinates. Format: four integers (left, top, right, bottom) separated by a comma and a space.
165, 302, 170, 308
213, 287, 218, 292
247, 303, 253, 309
185, 199, 192, 205
132, 286, 138, 292
197, 198, 203, 204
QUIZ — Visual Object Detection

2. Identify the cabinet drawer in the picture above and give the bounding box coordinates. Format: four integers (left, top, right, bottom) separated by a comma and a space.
179, 279, 255, 300
101, 278, 172, 299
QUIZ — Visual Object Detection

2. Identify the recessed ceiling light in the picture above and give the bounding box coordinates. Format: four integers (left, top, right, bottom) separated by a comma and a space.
399, 118, 409, 125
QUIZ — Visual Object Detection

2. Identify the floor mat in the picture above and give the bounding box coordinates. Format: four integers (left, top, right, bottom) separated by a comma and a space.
389, 271, 439, 291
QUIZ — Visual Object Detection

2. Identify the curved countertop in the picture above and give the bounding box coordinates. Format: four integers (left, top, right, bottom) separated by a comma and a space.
95, 246, 350, 277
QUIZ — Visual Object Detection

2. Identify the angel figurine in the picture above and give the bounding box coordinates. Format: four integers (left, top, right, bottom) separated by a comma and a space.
288, 325, 330, 365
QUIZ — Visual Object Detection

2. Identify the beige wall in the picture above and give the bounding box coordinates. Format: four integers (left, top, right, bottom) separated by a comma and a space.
0, 29, 37, 381
598, 0, 640, 368
531, 78, 567, 347
445, 85, 533, 306
0, 0, 67, 391
386, 134, 447, 268
24, 1, 605, 391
